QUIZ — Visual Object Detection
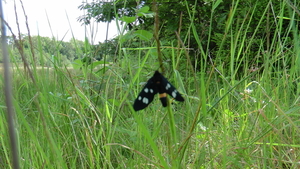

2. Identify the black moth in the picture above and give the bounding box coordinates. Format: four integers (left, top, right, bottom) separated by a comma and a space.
133, 71, 184, 111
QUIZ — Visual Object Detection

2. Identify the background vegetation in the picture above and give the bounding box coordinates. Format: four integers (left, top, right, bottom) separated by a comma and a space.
1, 0, 300, 168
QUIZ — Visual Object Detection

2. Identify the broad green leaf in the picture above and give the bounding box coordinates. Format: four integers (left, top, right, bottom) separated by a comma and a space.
137, 6, 154, 18
120, 16, 136, 23
138, 6, 150, 13
134, 30, 153, 41
72, 59, 83, 69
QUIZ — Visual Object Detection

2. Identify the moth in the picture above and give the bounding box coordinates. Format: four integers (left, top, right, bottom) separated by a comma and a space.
133, 71, 184, 111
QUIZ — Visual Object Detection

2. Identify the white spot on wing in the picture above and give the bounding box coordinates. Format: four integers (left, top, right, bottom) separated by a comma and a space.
144, 88, 149, 93
142, 97, 149, 104
150, 89, 154, 93
166, 83, 171, 90
138, 96, 142, 100
172, 91, 177, 98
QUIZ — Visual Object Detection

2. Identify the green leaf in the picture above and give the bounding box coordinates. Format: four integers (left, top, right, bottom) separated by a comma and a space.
120, 16, 136, 23
134, 30, 153, 41
90, 61, 110, 69
72, 59, 83, 69
138, 6, 150, 13
212, 0, 223, 11
137, 6, 154, 18
120, 32, 135, 43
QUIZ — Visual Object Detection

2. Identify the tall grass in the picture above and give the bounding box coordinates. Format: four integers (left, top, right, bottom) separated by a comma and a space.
1, 0, 300, 168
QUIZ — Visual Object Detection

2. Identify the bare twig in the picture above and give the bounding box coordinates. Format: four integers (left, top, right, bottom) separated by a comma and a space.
19, 0, 36, 66
4, 0, 36, 83
153, 1, 164, 73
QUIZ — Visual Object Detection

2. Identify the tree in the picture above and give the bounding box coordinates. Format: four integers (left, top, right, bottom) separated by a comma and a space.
78, 0, 299, 72
7, 35, 88, 66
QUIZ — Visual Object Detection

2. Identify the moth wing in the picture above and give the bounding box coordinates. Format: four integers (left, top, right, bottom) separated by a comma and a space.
160, 74, 184, 101
133, 78, 158, 111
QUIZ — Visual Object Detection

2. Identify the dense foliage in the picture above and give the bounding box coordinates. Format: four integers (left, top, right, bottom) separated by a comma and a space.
79, 0, 300, 73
